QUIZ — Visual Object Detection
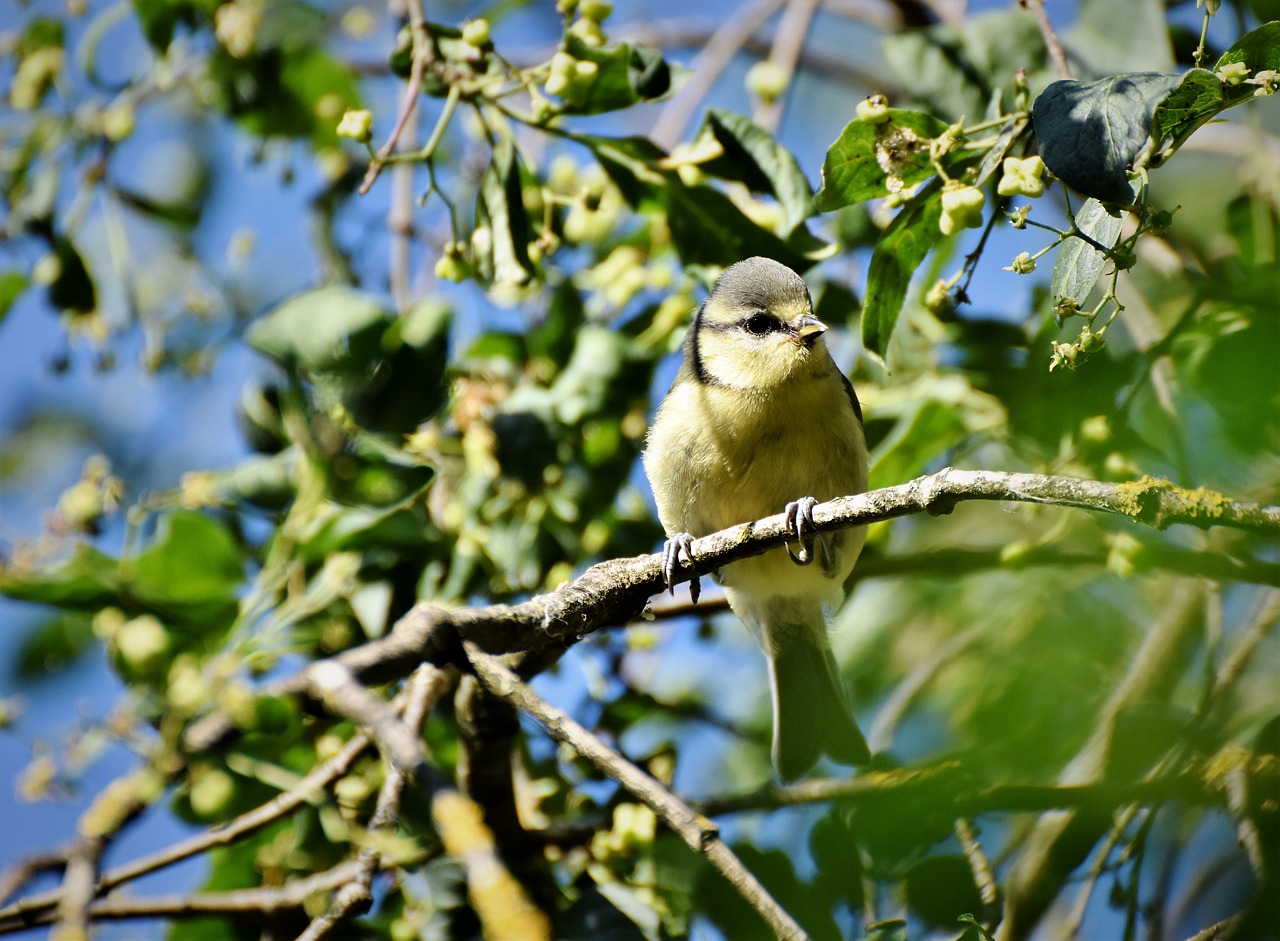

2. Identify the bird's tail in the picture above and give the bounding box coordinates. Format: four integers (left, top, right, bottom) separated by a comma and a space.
768, 639, 870, 782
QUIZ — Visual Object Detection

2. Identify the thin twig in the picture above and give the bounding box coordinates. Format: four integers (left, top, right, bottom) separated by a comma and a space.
294, 665, 452, 941
180, 469, 1280, 756
359, 0, 431, 195
307, 660, 551, 941
1022, 0, 1071, 80
956, 818, 1001, 931
464, 642, 812, 941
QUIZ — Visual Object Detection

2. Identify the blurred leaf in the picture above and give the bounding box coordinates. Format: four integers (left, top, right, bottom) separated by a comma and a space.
1226, 193, 1279, 269
883, 10, 1048, 122
132, 0, 216, 51
210, 38, 360, 145
1033, 72, 1184, 204
475, 136, 534, 287
1, 545, 122, 609
1065, 0, 1173, 74
561, 880, 651, 940
584, 134, 824, 269
15, 613, 94, 680
815, 110, 948, 211
1050, 198, 1125, 308
0, 270, 27, 325
869, 397, 967, 491
347, 299, 452, 434
905, 856, 984, 929
47, 237, 96, 315
862, 182, 943, 358
696, 842, 842, 941
247, 286, 389, 373
698, 109, 816, 235
130, 512, 244, 629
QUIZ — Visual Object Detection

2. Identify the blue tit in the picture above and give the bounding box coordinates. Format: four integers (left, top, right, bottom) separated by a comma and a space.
643, 256, 871, 781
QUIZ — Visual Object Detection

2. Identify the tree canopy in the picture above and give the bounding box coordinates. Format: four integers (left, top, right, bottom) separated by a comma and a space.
1, 1, 1278, 939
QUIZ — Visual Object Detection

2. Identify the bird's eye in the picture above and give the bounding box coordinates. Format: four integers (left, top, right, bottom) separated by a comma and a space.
743, 314, 778, 335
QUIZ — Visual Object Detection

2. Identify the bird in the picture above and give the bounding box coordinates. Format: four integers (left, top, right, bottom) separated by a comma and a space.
643, 256, 871, 781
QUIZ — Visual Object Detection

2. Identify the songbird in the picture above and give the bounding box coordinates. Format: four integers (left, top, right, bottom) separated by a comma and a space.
643, 256, 871, 781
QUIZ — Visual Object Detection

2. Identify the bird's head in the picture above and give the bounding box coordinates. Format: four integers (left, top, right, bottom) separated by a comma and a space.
689, 256, 831, 391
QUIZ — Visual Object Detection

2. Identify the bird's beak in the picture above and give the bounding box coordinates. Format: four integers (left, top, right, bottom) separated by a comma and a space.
794, 316, 828, 345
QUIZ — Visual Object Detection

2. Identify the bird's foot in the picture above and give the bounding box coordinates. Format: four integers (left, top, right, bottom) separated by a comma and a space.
784, 496, 819, 566
661, 533, 701, 604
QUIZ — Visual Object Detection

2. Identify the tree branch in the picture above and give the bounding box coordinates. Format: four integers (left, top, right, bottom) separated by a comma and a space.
184, 469, 1280, 754
464, 642, 812, 941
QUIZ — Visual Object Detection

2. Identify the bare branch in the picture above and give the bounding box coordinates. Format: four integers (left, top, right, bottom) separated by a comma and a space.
183, 469, 1280, 755
1021, 0, 1072, 80
359, 0, 431, 195
465, 642, 812, 941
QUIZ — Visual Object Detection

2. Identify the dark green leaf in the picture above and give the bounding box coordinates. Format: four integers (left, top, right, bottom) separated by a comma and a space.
1148, 70, 1225, 164
815, 110, 949, 211
247, 286, 390, 373
347, 299, 452, 433
475, 136, 534, 287
1214, 19, 1280, 75
905, 856, 984, 929
868, 397, 967, 491
698, 109, 815, 235
1050, 198, 1124, 308
15, 614, 94, 680
585, 135, 822, 269
558, 34, 675, 115
0, 270, 27, 325
1033, 72, 1184, 204
862, 183, 944, 357
131, 0, 208, 51
48, 237, 96, 315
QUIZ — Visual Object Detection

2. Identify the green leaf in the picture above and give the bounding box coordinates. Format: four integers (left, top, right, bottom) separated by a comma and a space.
815, 110, 949, 211
247, 286, 390, 373
905, 856, 984, 930
1, 545, 122, 609
130, 511, 245, 629
1148, 70, 1225, 164
585, 135, 822, 269
1214, 19, 1280, 76
0, 270, 27, 325
558, 34, 675, 115
869, 396, 968, 492
1033, 72, 1184, 204
15, 614, 95, 680
475, 136, 534, 287
1050, 198, 1124, 308
697, 109, 815, 235
862, 183, 944, 358
972, 115, 1029, 188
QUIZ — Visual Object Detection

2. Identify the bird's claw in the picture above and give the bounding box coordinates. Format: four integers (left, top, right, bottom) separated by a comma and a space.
784, 496, 819, 567
661, 533, 701, 604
